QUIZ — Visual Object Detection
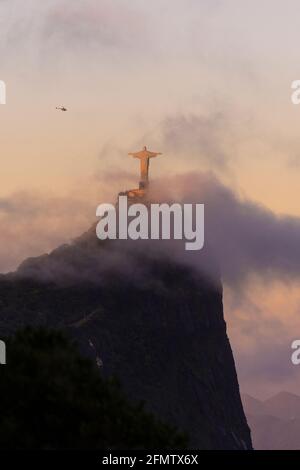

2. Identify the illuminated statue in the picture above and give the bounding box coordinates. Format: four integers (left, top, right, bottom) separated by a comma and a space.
129, 146, 162, 184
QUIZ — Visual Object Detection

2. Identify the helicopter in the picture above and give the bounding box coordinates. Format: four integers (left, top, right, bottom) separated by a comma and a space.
56, 106, 67, 112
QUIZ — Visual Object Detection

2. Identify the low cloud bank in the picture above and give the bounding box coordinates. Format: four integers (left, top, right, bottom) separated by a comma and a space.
2, 171, 299, 289
150, 172, 300, 285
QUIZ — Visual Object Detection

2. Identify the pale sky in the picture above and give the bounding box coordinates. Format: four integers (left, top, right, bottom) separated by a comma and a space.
1, 0, 300, 398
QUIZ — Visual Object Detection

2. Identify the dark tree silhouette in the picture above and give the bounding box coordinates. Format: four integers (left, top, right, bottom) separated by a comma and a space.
0, 327, 187, 450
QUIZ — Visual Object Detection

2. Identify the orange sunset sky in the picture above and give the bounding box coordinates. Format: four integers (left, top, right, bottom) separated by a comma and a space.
1, 0, 300, 398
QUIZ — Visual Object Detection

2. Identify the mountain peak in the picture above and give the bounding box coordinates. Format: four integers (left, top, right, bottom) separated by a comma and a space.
0, 222, 251, 449
265, 391, 300, 403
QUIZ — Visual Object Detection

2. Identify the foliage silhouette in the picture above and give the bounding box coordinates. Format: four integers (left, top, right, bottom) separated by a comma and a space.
0, 327, 187, 449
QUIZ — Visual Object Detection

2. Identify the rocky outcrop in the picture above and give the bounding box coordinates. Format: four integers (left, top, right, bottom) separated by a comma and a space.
0, 229, 252, 449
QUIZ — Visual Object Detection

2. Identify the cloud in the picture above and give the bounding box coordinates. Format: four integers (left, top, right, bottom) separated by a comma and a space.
159, 113, 233, 170
7, 170, 300, 289
146, 172, 300, 286
0, 189, 95, 273
42, 0, 149, 51
2, 171, 300, 398
0, 0, 151, 69
224, 281, 300, 398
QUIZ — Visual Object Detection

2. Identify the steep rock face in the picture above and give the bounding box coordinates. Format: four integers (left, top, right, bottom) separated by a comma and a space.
0, 232, 252, 449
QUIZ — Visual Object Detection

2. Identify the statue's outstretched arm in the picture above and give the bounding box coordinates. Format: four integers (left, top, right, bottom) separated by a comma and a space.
149, 152, 162, 158
128, 152, 140, 159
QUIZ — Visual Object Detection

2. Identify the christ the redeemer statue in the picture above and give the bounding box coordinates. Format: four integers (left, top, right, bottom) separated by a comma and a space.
129, 146, 162, 184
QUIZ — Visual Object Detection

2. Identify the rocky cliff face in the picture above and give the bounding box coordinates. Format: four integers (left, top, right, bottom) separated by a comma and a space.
0, 228, 252, 449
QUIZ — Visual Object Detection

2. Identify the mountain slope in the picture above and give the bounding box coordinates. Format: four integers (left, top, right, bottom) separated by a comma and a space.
264, 392, 300, 420
0, 230, 252, 449
242, 394, 266, 417
242, 392, 300, 449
